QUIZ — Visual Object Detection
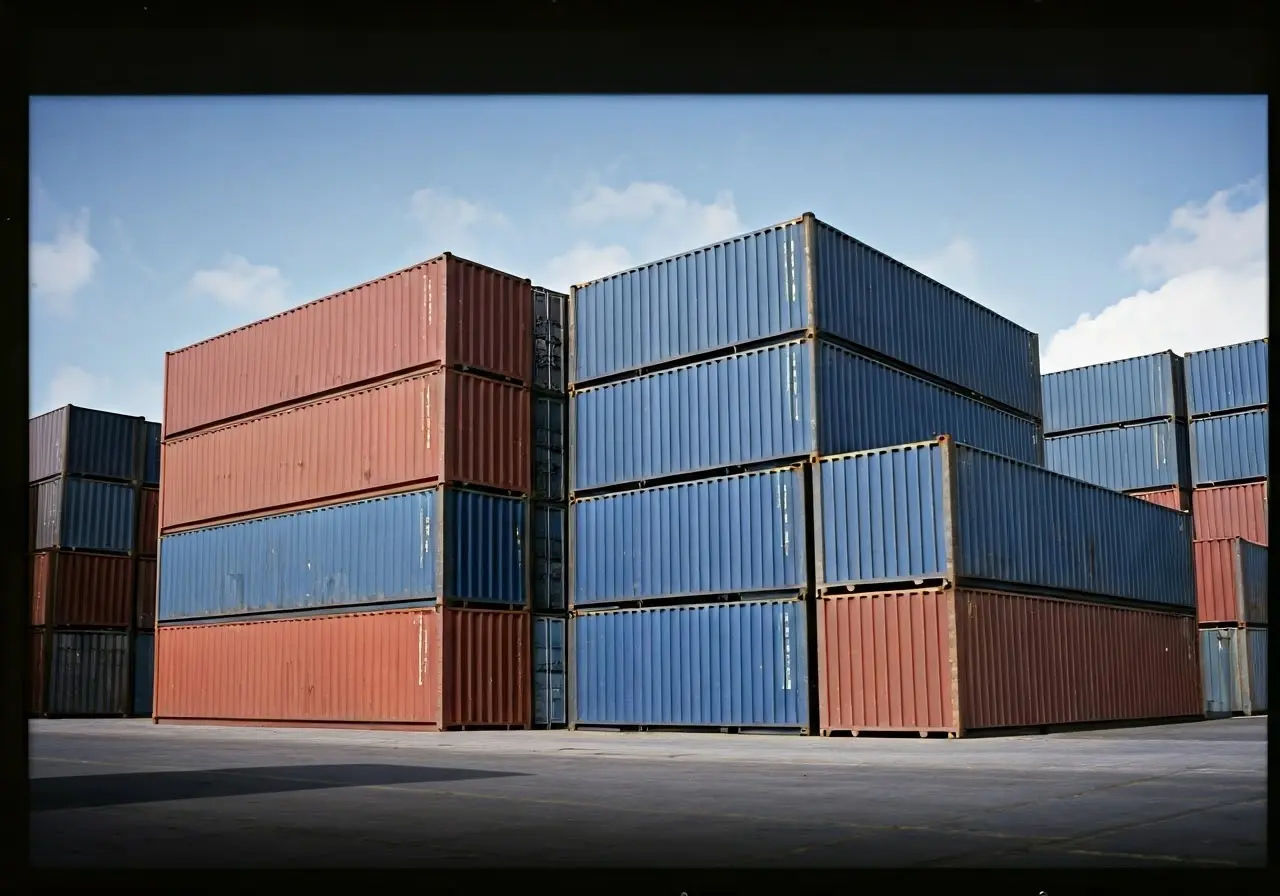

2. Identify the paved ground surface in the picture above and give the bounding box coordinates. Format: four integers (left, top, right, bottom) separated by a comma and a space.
29, 716, 1267, 868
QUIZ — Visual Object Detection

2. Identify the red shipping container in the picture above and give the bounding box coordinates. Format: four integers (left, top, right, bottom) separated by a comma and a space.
154, 607, 531, 729
136, 558, 157, 630
29, 629, 46, 715
817, 589, 1202, 738
1131, 487, 1190, 512
163, 254, 532, 439
160, 369, 530, 532
137, 488, 159, 557
1193, 538, 1267, 626
30, 551, 135, 628
1192, 483, 1268, 545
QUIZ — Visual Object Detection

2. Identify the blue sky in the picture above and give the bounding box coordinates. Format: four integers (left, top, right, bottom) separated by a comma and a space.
29, 96, 1268, 423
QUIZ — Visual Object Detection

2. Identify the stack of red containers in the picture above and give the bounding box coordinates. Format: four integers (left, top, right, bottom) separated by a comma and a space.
153, 253, 537, 730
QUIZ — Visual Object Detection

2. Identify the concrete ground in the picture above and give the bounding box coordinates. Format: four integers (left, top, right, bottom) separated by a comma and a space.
28, 716, 1266, 868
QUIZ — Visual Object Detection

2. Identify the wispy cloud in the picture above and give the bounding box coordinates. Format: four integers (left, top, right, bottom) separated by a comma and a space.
29, 207, 101, 316
408, 188, 510, 259
37, 364, 163, 424
189, 254, 291, 316
904, 236, 978, 292
109, 216, 159, 280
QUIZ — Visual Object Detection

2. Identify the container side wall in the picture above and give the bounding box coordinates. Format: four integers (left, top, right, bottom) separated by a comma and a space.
29, 631, 46, 715
533, 395, 567, 501
818, 341, 1041, 466
531, 504, 566, 612
1130, 488, 1190, 512
143, 421, 162, 485
573, 599, 810, 728
1044, 421, 1191, 493
154, 609, 442, 724
37, 551, 136, 628
1237, 540, 1268, 625
136, 558, 157, 629
1200, 628, 1239, 716
443, 371, 531, 495
444, 489, 526, 605
817, 445, 948, 589
1193, 539, 1243, 625
30, 553, 50, 626
574, 466, 808, 607
1244, 628, 1268, 713
572, 341, 815, 491
533, 616, 567, 725
1190, 410, 1269, 486
443, 256, 533, 386
158, 489, 439, 622
1192, 483, 1269, 545
532, 286, 568, 393
33, 479, 63, 551
65, 407, 140, 481
1041, 352, 1184, 434
133, 632, 155, 716
49, 631, 130, 716
440, 608, 531, 728
137, 488, 159, 557
1184, 339, 1268, 418
573, 221, 809, 384
36, 479, 137, 553
28, 406, 68, 483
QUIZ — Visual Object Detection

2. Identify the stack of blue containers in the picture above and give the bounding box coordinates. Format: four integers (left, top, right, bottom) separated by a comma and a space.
567, 212, 1044, 734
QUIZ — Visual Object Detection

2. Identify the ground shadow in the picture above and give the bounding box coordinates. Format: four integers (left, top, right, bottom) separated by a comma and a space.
31, 764, 529, 812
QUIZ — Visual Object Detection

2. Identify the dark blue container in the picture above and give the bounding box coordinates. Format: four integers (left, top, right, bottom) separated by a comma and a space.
533, 615, 567, 727
1041, 351, 1185, 434
29, 405, 145, 484
32, 477, 137, 554
1190, 409, 1269, 486
142, 421, 162, 486
1044, 421, 1191, 493
534, 395, 567, 502
132, 632, 155, 717
531, 503, 566, 612
1184, 339, 1268, 418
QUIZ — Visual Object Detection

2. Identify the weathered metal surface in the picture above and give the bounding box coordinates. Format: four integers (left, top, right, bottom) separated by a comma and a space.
30, 551, 136, 628
137, 488, 159, 557
1242, 627, 1268, 714
1192, 538, 1268, 626
532, 615, 566, 726
29, 405, 144, 484
1191, 483, 1268, 545
1184, 338, 1268, 418
1201, 627, 1238, 717
47, 631, 131, 716
33, 477, 137, 554
532, 286, 567, 393
1041, 351, 1185, 434
533, 395, 567, 502
1043, 421, 1191, 493
133, 632, 155, 716
142, 421, 161, 485
1190, 409, 1269, 486
136, 558, 157, 630
1130, 488, 1190, 512
29, 630, 46, 715
531, 503, 566, 612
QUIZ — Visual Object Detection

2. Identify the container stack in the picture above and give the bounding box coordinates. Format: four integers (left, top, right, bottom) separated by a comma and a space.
531, 286, 569, 728
153, 254, 536, 730
28, 406, 160, 718
1183, 338, 1268, 718
567, 212, 1044, 734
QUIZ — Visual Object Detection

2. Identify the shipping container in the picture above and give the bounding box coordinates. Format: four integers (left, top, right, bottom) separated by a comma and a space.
30, 551, 135, 628
1043, 420, 1191, 493
158, 486, 526, 623
531, 503, 566, 612
572, 466, 807, 608
142, 421, 161, 485
33, 477, 137, 554
533, 615, 567, 727
817, 589, 1202, 737
572, 599, 810, 730
572, 338, 1041, 493
154, 607, 531, 729
572, 214, 1041, 419
45, 630, 131, 716
533, 395, 567, 502
1193, 482, 1268, 545
1041, 351, 1185, 435
164, 254, 533, 438
1201, 627, 1268, 717
1190, 409, 1269, 486
1193, 538, 1268, 626
1184, 338, 1268, 419
533, 286, 567, 394
160, 368, 530, 532
816, 438, 1195, 609
29, 630, 46, 715
136, 558, 157, 629
29, 405, 144, 484
133, 632, 155, 716
137, 488, 159, 557
1131, 487, 1190, 512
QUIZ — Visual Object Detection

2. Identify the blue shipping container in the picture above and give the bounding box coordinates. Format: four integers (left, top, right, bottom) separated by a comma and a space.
571, 214, 1041, 420
532, 503, 566, 612
157, 486, 526, 622
1237, 539, 1268, 626
1184, 339, 1268, 418
1041, 351, 1185, 434
1044, 421, 1191, 493
534, 395, 567, 502
533, 616, 566, 726
29, 405, 143, 484
142, 421, 161, 486
816, 438, 1195, 609
572, 466, 807, 608
133, 632, 155, 717
33, 477, 137, 554
572, 338, 1041, 492
1200, 627, 1268, 716
1190, 409, 1269, 486
572, 599, 810, 729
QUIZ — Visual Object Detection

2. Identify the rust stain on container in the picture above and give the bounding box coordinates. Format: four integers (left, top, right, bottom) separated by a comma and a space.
1131, 488, 1190, 513
137, 488, 159, 557
163, 255, 532, 439
818, 589, 1202, 737
154, 607, 530, 729
160, 369, 530, 532
1192, 483, 1268, 545
136, 558, 157, 630
30, 551, 136, 628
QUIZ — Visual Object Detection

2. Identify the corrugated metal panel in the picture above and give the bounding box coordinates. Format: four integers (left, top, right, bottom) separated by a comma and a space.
1200, 628, 1240, 716
1237, 540, 1268, 625
30, 551, 135, 628
133, 632, 155, 716
163, 254, 531, 438
1193, 539, 1244, 625
818, 590, 1202, 736
142, 421, 161, 485
1184, 338, 1268, 418
1131, 488, 1190, 512
573, 599, 810, 728
439, 608, 531, 728
1192, 483, 1268, 545
160, 369, 529, 532
30, 406, 142, 483
817, 440, 1195, 609
1243, 628, 1267, 714
29, 630, 46, 715
1043, 421, 1191, 493
442, 488, 526, 606
1041, 352, 1185, 434
572, 219, 810, 385
137, 488, 159, 557
28, 406, 68, 483
533, 395, 567, 502
48, 631, 130, 716
34, 477, 137, 554
533, 616, 566, 726
813, 220, 1041, 420
533, 286, 567, 393
136, 558, 157, 629
531, 503, 566, 612
1190, 409, 1269, 486
572, 466, 807, 607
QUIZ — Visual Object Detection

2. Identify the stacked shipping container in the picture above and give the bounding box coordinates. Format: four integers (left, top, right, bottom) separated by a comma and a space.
27, 407, 160, 717
154, 254, 537, 730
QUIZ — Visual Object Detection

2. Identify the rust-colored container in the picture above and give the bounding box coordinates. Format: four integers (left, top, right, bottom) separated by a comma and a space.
154, 607, 531, 729
30, 551, 135, 628
1193, 538, 1267, 626
1131, 487, 1190, 512
160, 369, 530, 532
136, 558, 157, 630
1192, 482, 1268, 545
29, 629, 46, 715
817, 589, 1202, 737
163, 255, 532, 439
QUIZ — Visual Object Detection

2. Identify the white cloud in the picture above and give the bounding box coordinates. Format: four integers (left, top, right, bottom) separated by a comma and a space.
29, 208, 101, 316
36, 365, 163, 423
542, 244, 634, 294
190, 254, 290, 315
409, 188, 508, 252
905, 236, 978, 292
1041, 181, 1268, 373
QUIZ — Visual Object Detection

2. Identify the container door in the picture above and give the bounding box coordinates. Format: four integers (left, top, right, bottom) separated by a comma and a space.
1245, 629, 1268, 713
533, 617, 566, 726
1201, 629, 1236, 717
